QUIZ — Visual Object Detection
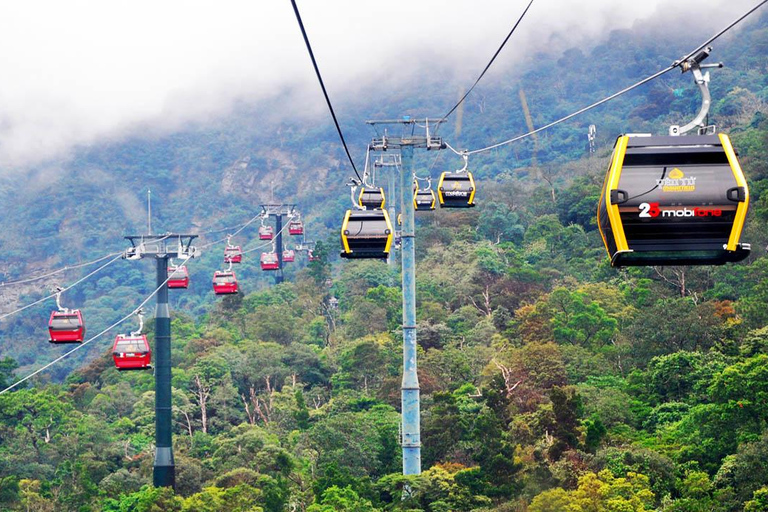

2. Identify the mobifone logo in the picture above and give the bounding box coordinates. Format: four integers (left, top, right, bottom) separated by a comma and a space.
639, 202, 722, 218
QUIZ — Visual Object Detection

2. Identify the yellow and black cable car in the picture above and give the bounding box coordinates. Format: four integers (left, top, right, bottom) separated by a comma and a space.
414, 184, 436, 211
340, 209, 394, 260
358, 187, 385, 210
438, 171, 476, 208
597, 133, 750, 266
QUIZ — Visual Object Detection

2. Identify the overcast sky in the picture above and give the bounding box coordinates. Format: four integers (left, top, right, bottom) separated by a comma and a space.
0, 0, 756, 168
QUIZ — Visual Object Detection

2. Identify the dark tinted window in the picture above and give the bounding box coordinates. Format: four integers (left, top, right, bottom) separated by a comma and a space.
115, 339, 146, 353
618, 164, 736, 206
50, 315, 81, 330
346, 218, 389, 236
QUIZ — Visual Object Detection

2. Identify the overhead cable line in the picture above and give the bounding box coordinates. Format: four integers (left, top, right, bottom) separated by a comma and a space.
290, 0, 363, 182
0, 234, 174, 320
228, 212, 265, 239
0, 252, 123, 288
437, 0, 535, 127
456, 66, 677, 155
0, 253, 124, 321
450, 0, 768, 156
197, 211, 274, 250
0, 263, 188, 395
197, 210, 269, 238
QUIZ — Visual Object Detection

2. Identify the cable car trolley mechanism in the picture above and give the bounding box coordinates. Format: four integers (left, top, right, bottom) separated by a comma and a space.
598, 48, 750, 267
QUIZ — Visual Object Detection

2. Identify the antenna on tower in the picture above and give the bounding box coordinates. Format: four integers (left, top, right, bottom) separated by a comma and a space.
147, 189, 152, 235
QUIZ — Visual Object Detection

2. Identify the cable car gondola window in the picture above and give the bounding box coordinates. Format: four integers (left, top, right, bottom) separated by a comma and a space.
50, 314, 82, 330
114, 338, 146, 354
214, 274, 236, 283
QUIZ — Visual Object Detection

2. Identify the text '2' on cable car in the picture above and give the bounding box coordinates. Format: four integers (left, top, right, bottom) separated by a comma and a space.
48, 288, 85, 344
597, 48, 750, 267
112, 310, 151, 371
438, 152, 475, 208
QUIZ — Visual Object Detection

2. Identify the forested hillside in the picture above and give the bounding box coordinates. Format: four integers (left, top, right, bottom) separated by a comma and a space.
0, 5, 767, 512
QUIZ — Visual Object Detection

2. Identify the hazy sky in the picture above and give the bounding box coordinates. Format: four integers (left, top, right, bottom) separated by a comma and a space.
0, 0, 756, 168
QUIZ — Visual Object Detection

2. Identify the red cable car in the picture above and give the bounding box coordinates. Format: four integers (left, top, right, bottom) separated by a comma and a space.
308, 250, 320, 262
48, 310, 85, 343
261, 252, 279, 271
289, 220, 304, 236
112, 334, 152, 371
168, 265, 190, 289
258, 226, 274, 240
213, 271, 238, 295
283, 249, 295, 263
224, 245, 243, 264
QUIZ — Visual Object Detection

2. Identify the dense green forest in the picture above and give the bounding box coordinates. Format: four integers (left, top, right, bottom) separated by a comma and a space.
0, 6, 768, 512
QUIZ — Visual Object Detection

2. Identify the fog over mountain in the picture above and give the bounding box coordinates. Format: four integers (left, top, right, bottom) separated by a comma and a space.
0, 0, 756, 168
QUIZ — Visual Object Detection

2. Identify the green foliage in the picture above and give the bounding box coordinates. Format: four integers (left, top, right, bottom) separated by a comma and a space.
2, 13, 768, 512
529, 470, 655, 511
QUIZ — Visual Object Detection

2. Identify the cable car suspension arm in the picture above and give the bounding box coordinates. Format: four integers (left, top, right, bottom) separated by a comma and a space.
132, 309, 145, 337
671, 47, 723, 136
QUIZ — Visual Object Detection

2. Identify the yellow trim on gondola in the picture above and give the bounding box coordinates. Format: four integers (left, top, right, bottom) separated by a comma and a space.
597, 150, 612, 255
382, 210, 394, 254
720, 133, 749, 251
467, 172, 476, 206
437, 173, 446, 205
341, 210, 352, 254
606, 136, 630, 252
597, 137, 628, 255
